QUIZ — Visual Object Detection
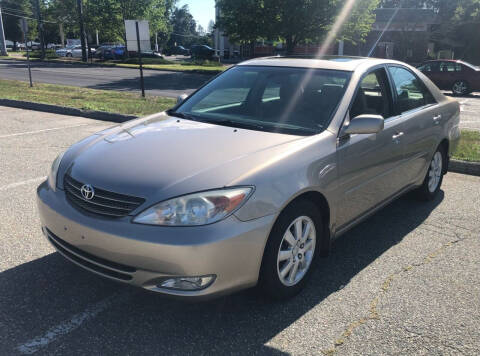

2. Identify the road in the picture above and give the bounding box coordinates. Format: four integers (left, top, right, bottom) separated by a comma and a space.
1, 107, 479, 355
0, 60, 213, 98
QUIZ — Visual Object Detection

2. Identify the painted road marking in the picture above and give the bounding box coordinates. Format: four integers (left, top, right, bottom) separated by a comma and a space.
0, 177, 46, 191
16, 292, 132, 354
0, 124, 89, 139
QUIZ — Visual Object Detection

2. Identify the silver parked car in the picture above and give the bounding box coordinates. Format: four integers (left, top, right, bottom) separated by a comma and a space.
37, 56, 460, 299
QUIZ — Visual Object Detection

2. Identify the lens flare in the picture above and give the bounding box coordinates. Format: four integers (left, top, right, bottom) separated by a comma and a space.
278, 0, 358, 126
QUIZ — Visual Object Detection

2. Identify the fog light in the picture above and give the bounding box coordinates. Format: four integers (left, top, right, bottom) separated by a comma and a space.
159, 275, 215, 291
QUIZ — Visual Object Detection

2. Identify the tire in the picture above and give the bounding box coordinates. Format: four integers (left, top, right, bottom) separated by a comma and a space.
415, 145, 446, 201
66, 53, 72, 58
259, 199, 323, 299
452, 80, 469, 96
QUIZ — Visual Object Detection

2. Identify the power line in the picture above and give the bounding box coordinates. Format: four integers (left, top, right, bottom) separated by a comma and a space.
1, 10, 57, 24
1, 7, 34, 17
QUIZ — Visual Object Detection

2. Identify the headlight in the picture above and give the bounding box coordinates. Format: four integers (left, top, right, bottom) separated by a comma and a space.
133, 187, 253, 226
47, 151, 65, 190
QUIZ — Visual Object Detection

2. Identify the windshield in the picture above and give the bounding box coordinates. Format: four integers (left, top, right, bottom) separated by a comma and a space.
459, 61, 480, 71
173, 66, 351, 135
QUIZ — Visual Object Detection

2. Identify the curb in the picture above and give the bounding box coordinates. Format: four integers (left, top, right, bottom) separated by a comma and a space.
449, 159, 480, 177
0, 99, 137, 123
0, 57, 222, 75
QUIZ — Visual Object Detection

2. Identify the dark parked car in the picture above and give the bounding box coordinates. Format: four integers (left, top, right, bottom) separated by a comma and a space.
168, 46, 190, 56
418, 59, 480, 95
190, 45, 215, 60
95, 45, 126, 60
139, 50, 162, 58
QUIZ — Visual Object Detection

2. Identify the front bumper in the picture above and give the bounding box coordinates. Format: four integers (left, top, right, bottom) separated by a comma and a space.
37, 181, 275, 298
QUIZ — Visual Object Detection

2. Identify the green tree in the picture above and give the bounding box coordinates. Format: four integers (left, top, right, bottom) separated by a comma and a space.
217, 0, 380, 54
44, 0, 174, 46
1, 0, 30, 49
447, 0, 480, 62
168, 5, 197, 49
216, 0, 268, 48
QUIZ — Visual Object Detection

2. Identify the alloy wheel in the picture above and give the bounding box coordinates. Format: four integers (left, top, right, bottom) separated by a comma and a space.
277, 216, 316, 286
428, 151, 443, 193
452, 81, 468, 95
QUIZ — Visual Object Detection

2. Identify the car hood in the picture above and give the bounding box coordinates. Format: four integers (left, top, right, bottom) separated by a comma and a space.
66, 113, 304, 203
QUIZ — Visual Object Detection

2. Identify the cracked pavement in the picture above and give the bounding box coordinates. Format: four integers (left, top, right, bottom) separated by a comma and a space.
0, 107, 479, 355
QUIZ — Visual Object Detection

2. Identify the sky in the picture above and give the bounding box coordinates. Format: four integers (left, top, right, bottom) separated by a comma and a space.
176, 0, 216, 31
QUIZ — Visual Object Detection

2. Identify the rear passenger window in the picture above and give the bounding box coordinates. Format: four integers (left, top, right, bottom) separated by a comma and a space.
350, 69, 392, 119
388, 66, 436, 114
440, 62, 461, 72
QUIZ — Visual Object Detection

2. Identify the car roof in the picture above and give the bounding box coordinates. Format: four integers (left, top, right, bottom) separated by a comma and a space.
423, 59, 459, 63
237, 55, 402, 72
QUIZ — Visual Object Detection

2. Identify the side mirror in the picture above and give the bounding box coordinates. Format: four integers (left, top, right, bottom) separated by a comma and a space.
343, 114, 384, 135
176, 93, 188, 105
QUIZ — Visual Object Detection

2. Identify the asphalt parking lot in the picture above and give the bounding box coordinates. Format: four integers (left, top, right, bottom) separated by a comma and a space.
457, 93, 480, 131
1, 106, 479, 355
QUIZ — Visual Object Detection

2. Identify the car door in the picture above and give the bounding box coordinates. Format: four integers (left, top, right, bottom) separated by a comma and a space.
336, 67, 407, 229
420, 62, 441, 88
388, 65, 440, 184
438, 62, 458, 90
72, 46, 82, 58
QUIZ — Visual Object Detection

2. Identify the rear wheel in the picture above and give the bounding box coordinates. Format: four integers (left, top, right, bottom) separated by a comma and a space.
259, 200, 322, 299
66, 52, 72, 58
452, 80, 469, 96
416, 146, 445, 201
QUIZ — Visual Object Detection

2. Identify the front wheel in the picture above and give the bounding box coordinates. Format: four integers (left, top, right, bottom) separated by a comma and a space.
259, 200, 322, 299
416, 147, 445, 200
452, 80, 470, 96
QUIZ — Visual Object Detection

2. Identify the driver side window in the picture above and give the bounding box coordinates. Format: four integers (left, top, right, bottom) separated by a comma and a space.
350, 68, 392, 119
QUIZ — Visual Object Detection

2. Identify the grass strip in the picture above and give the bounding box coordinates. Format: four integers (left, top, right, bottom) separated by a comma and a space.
0, 79, 175, 117
453, 130, 480, 162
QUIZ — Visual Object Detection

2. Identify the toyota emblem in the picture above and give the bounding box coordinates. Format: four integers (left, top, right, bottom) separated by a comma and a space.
80, 184, 95, 200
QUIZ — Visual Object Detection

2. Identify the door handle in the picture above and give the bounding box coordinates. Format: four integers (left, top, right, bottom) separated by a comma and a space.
392, 132, 404, 141
433, 115, 442, 124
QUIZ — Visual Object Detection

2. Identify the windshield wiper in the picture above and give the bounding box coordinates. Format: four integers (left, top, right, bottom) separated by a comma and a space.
167, 110, 200, 121
204, 118, 266, 130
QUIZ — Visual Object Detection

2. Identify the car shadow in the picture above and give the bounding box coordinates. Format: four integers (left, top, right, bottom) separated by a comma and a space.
0, 191, 444, 354
444, 92, 480, 99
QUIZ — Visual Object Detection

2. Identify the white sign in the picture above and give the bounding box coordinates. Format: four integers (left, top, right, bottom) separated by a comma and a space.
125, 20, 151, 52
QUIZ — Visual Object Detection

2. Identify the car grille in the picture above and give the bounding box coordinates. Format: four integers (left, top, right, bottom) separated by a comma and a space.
64, 174, 145, 218
45, 228, 135, 281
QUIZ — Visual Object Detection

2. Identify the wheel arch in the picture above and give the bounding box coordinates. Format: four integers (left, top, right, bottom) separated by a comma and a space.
439, 138, 449, 174
268, 190, 332, 258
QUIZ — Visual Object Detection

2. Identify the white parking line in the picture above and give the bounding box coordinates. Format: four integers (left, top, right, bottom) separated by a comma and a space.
0, 124, 89, 139
0, 177, 46, 191
16, 292, 132, 354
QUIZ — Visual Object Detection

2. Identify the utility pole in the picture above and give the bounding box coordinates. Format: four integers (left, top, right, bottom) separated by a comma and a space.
59, 23, 65, 47
21, 18, 33, 87
76, 0, 87, 62
135, 21, 145, 98
0, 6, 8, 56
33, 0, 45, 60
